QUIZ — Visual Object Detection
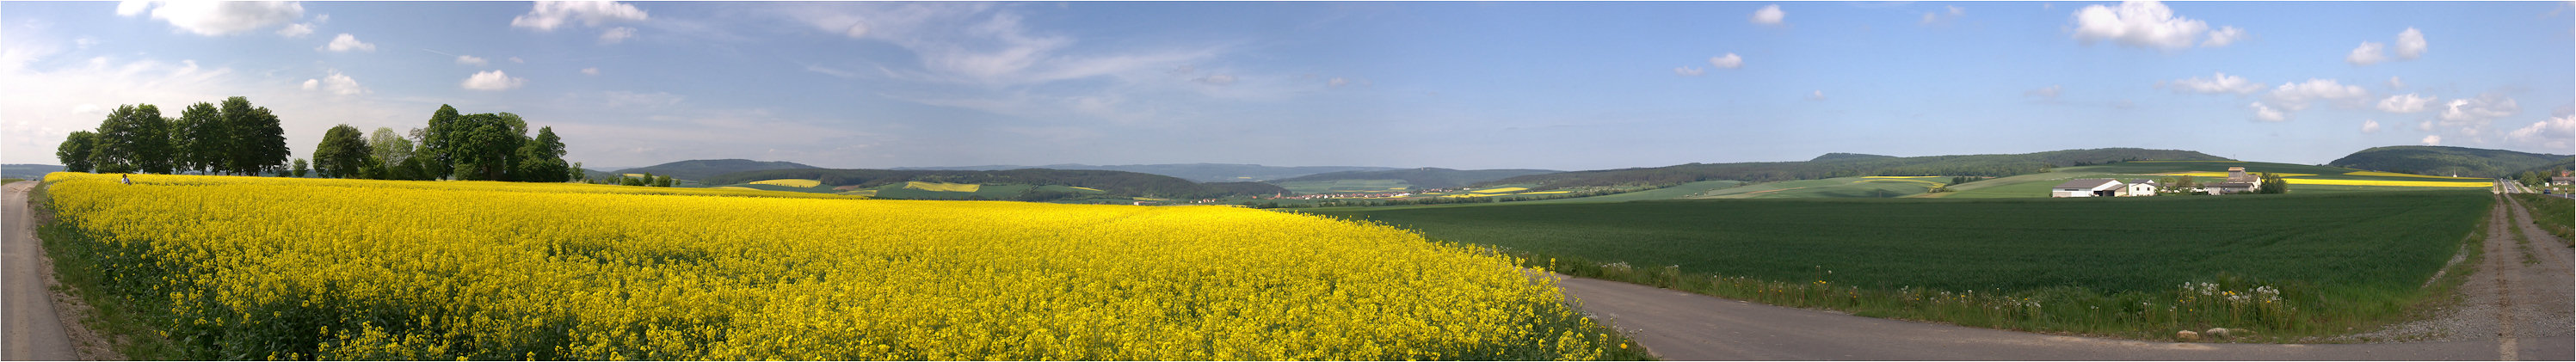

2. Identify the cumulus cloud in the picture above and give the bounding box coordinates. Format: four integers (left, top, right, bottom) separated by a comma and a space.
509, 57, 525, 64
320, 34, 373, 52
1751, 4, 1785, 25
2394, 28, 2427, 59
2163, 72, 2264, 94
2362, 120, 2381, 133
2202, 26, 2243, 47
2248, 101, 2287, 121
461, 71, 526, 90
2387, 76, 2405, 89
2264, 79, 2369, 111
276, 22, 314, 37
456, 55, 488, 66
599, 27, 637, 45
2376, 94, 2437, 114
2346, 42, 2388, 65
1673, 66, 1705, 77
2069, 0, 2227, 51
2507, 110, 2574, 150
117, 1, 305, 36
1807, 90, 1827, 101
2419, 120, 2435, 132
511, 1, 648, 31
1921, 5, 1964, 25
2025, 85, 2062, 99
582, 67, 601, 76
2437, 94, 2519, 129
1192, 73, 1236, 86
304, 70, 366, 95
1709, 53, 1743, 69
2421, 135, 2441, 145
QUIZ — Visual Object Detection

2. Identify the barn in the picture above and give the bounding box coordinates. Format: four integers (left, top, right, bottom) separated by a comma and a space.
2050, 179, 2125, 198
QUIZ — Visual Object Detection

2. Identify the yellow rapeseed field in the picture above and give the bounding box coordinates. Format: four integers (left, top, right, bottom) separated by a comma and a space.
39, 173, 1632, 360
2162, 172, 2317, 178
2283, 178, 2493, 187
2340, 171, 2484, 180
1472, 187, 1528, 193
748, 178, 823, 187
903, 181, 982, 193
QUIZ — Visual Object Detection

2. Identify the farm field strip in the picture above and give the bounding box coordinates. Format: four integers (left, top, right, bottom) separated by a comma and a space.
1311, 192, 2491, 338
35, 173, 1640, 360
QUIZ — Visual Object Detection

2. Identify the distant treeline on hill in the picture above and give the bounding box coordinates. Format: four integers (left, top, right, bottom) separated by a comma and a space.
1490, 148, 2229, 189
2327, 145, 2573, 179
706, 169, 1289, 199
1269, 168, 1561, 189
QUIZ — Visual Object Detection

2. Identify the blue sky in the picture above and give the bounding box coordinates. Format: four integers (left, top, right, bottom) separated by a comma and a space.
4, 1, 2570, 170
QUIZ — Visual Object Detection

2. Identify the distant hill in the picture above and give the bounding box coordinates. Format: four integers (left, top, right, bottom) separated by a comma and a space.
704, 169, 1287, 199
1810, 153, 1895, 162
1270, 168, 1560, 189
3, 164, 64, 180
2326, 145, 2574, 178
1491, 148, 2229, 189
892, 163, 1401, 182
613, 159, 818, 181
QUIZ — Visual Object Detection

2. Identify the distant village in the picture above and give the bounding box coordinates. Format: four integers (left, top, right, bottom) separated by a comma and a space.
2050, 167, 2266, 198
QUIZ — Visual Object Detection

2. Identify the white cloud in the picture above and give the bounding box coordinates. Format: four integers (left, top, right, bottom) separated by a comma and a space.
2387, 76, 2404, 89
305, 70, 366, 95
509, 57, 525, 64
1751, 4, 1785, 25
2362, 120, 2381, 133
2202, 26, 2243, 47
118, 1, 305, 36
599, 27, 638, 45
461, 70, 526, 90
1193, 73, 1236, 86
320, 34, 373, 52
2507, 112, 2574, 150
1673, 66, 1704, 77
1807, 90, 1826, 101
2394, 28, 2427, 59
582, 67, 601, 76
1950, 5, 1966, 15
456, 55, 488, 66
1921, 6, 1964, 25
2264, 79, 2369, 111
0, 54, 415, 164
276, 22, 314, 37
2437, 94, 2519, 129
2026, 85, 2062, 99
2163, 72, 2263, 94
2376, 93, 2437, 114
2421, 135, 2441, 145
2248, 101, 2287, 121
1709, 53, 1743, 69
2346, 41, 2387, 65
2069, 0, 2224, 51
511, 1, 649, 31
2419, 120, 2435, 132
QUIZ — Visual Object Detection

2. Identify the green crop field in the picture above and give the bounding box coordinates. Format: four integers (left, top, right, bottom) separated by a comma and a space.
1309, 191, 2492, 339
1674, 176, 1944, 199
1513, 180, 1748, 204
1934, 161, 2489, 199
1273, 179, 1413, 194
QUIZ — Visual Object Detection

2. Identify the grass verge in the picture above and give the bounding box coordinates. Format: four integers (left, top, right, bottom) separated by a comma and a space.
2509, 193, 2572, 246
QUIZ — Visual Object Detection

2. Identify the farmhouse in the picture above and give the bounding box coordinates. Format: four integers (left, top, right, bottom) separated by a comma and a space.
2206, 167, 2261, 194
2553, 171, 2573, 186
2051, 179, 2124, 198
2121, 179, 2159, 197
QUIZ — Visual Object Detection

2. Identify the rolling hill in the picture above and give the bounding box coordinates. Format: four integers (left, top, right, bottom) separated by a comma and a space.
1270, 168, 1561, 192
613, 159, 818, 181
704, 168, 1288, 199
891, 163, 1402, 182
1489, 148, 2229, 189
2326, 145, 2573, 178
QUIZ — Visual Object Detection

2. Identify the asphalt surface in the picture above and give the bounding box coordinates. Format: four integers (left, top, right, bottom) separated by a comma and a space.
1556, 192, 2576, 360
3, 181, 76, 360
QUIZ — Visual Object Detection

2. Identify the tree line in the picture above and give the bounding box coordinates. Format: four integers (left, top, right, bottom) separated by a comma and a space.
58, 100, 576, 183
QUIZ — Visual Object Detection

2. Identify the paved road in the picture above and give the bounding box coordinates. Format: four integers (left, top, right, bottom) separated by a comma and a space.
1556, 193, 2575, 360
2, 181, 76, 360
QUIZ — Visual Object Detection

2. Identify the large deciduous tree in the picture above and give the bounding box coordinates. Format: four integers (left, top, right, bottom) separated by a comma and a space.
220, 97, 290, 175
511, 126, 570, 182
91, 104, 171, 174
170, 101, 226, 174
314, 124, 371, 178
56, 131, 97, 173
418, 105, 463, 180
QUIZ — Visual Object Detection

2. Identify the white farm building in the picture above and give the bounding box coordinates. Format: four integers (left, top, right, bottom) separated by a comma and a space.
2051, 179, 2125, 198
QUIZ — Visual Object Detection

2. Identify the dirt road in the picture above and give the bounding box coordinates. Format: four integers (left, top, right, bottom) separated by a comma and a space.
1559, 193, 2574, 360
3, 181, 77, 360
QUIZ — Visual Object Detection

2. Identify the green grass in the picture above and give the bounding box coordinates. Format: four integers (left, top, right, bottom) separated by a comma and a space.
1678, 177, 1942, 199
1308, 191, 2491, 340
2511, 193, 2573, 245
1273, 179, 1413, 194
